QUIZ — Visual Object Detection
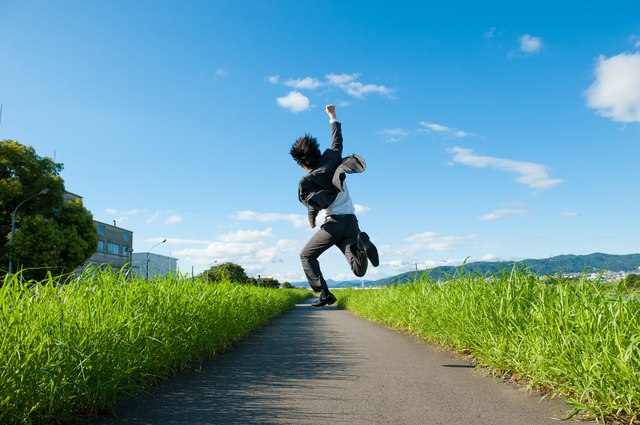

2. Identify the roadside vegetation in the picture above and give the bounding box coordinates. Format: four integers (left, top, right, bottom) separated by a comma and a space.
337, 266, 640, 424
0, 268, 311, 424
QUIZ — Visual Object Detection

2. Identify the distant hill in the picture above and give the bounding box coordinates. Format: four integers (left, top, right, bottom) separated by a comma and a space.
368, 253, 640, 287
291, 278, 373, 288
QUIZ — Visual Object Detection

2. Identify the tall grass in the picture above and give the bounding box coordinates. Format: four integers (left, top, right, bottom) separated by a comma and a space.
0, 268, 311, 424
337, 267, 640, 424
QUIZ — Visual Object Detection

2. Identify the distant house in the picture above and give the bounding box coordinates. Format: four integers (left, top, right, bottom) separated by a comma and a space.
76, 219, 134, 274
65, 192, 134, 275
132, 252, 177, 279
63, 191, 83, 202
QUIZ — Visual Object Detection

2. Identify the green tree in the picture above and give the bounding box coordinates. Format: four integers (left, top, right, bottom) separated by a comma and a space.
1, 140, 97, 280
246, 276, 280, 288
258, 277, 280, 288
55, 199, 98, 270
625, 273, 640, 289
203, 262, 249, 283
281, 281, 292, 289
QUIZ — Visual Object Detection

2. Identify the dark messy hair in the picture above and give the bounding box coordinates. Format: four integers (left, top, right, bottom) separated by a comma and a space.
290, 134, 322, 170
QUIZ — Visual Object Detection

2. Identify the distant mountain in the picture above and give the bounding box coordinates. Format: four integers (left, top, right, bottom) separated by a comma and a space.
291, 278, 373, 288
368, 253, 640, 287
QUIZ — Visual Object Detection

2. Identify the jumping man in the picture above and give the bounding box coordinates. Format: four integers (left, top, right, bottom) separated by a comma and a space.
290, 104, 379, 307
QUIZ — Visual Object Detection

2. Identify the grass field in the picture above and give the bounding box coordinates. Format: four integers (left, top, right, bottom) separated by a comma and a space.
336, 266, 640, 424
0, 268, 312, 424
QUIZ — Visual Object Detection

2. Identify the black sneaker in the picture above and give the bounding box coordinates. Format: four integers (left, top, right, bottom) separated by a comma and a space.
358, 232, 379, 267
311, 293, 337, 308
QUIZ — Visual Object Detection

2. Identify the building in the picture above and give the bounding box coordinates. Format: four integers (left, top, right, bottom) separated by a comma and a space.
132, 252, 178, 278
66, 190, 134, 274
76, 219, 134, 274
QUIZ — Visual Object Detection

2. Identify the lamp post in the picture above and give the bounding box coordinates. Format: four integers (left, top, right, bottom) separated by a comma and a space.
206, 260, 217, 284
8, 188, 49, 280
147, 239, 166, 279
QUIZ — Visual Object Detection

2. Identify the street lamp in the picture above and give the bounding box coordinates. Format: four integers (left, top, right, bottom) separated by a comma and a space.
206, 260, 217, 284
8, 189, 49, 280
147, 239, 166, 279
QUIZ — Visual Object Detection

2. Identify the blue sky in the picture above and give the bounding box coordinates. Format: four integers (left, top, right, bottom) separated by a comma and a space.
1, 1, 639, 283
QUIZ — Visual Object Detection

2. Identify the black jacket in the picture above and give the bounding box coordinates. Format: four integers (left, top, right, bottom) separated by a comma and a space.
298, 122, 366, 226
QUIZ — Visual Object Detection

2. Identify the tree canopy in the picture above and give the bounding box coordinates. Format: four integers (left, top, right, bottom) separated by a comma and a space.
253, 277, 280, 288
1, 140, 97, 281
626, 273, 640, 289
202, 262, 249, 283
200, 262, 282, 288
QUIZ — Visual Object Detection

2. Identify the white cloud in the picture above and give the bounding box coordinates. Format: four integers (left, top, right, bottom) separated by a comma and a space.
558, 211, 579, 217
276, 91, 310, 113
478, 209, 531, 220
484, 27, 495, 38
519, 34, 543, 53
421, 122, 450, 132
477, 254, 498, 262
105, 208, 146, 225
245, 267, 305, 283
354, 204, 371, 215
217, 228, 273, 243
325, 73, 359, 85
585, 52, 640, 124
337, 100, 353, 107
377, 128, 410, 142
325, 73, 395, 98
329, 273, 368, 282
214, 69, 227, 77
426, 235, 481, 251
147, 211, 160, 223
173, 238, 302, 266
630, 35, 640, 49
283, 77, 323, 90
233, 210, 308, 228
419, 121, 476, 137
164, 214, 183, 225
404, 231, 440, 242
448, 146, 563, 191
270, 73, 394, 107
453, 130, 470, 137
401, 232, 482, 252
145, 237, 213, 244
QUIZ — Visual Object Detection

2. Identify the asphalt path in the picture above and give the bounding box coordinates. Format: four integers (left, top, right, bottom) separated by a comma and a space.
84, 296, 592, 425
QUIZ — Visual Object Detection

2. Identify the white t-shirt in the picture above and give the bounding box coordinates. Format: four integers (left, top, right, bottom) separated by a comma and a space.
325, 181, 355, 216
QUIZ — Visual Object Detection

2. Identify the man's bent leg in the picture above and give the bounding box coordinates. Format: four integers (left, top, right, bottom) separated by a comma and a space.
300, 220, 342, 293
337, 215, 368, 277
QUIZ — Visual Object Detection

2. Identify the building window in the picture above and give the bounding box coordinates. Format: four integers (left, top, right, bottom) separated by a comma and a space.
123, 246, 128, 256
108, 243, 120, 255
123, 232, 129, 241
98, 225, 105, 234
97, 241, 104, 252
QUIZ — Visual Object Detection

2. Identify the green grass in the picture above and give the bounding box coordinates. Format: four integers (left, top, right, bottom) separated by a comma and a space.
336, 266, 640, 424
0, 268, 312, 424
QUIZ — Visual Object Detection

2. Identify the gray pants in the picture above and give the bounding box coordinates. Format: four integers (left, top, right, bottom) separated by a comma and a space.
300, 214, 367, 293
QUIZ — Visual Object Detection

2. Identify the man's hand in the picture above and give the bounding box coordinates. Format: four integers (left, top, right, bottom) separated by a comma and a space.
326, 104, 336, 119
309, 219, 316, 229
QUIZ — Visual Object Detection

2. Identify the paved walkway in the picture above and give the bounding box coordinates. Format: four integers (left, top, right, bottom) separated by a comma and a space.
84, 296, 590, 425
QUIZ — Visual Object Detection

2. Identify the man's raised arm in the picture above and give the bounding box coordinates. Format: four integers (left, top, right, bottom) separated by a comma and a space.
326, 104, 343, 154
